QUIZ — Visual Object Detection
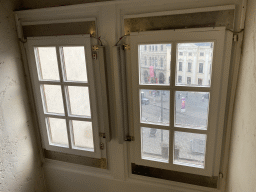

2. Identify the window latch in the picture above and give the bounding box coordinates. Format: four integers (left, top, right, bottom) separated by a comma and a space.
99, 132, 106, 138
100, 142, 104, 150
92, 45, 99, 51
123, 44, 130, 50
125, 136, 134, 141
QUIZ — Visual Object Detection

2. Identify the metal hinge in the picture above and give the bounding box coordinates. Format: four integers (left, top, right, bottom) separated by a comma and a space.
233, 34, 238, 42
100, 142, 104, 150
92, 45, 99, 51
125, 136, 134, 141
219, 172, 224, 179
123, 44, 130, 50
99, 132, 106, 138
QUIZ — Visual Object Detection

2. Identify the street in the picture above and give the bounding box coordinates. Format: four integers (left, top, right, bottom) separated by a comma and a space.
140, 90, 208, 167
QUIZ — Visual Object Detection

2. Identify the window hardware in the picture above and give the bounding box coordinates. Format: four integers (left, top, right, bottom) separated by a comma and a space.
233, 34, 238, 42
219, 172, 224, 179
125, 136, 134, 141
92, 45, 99, 51
99, 133, 106, 138
100, 142, 104, 150
123, 44, 130, 50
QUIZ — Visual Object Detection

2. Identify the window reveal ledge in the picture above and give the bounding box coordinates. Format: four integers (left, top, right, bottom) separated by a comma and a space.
44, 150, 107, 169
131, 163, 218, 188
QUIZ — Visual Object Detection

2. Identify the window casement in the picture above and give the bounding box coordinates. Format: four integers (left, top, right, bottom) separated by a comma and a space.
26, 35, 106, 158
128, 27, 232, 177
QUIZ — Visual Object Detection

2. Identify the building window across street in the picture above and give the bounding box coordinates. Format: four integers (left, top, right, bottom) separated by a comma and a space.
179, 62, 182, 71
187, 77, 191, 84
199, 63, 204, 73
188, 62, 192, 72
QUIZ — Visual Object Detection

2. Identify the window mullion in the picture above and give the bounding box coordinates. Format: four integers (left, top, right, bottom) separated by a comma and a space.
56, 46, 72, 149
169, 42, 177, 166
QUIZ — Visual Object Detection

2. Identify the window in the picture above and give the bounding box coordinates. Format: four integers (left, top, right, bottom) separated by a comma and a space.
155, 46, 157, 51
144, 57, 147, 65
187, 77, 191, 84
161, 45, 163, 51
152, 46, 154, 51
187, 62, 192, 72
160, 58, 163, 67
149, 46, 151, 51
155, 57, 158, 67
179, 52, 183, 56
129, 28, 232, 177
144, 45, 147, 51
199, 63, 204, 73
178, 76, 182, 83
200, 52, 204, 56
198, 78, 203, 85
179, 62, 182, 71
188, 52, 192, 56
26, 35, 106, 158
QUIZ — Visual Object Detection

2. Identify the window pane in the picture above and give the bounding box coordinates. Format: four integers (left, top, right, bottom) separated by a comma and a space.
176, 42, 214, 86
174, 131, 206, 168
139, 44, 171, 85
140, 90, 170, 126
36, 47, 59, 80
175, 91, 209, 130
67, 86, 91, 117
47, 118, 68, 146
62, 46, 88, 82
42, 85, 64, 114
141, 127, 169, 163
71, 120, 94, 151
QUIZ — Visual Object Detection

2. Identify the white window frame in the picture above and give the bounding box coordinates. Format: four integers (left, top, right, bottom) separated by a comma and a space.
128, 27, 232, 176
26, 35, 102, 158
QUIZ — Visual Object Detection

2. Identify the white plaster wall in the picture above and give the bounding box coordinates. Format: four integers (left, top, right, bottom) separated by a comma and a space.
226, 0, 256, 191
0, 0, 46, 191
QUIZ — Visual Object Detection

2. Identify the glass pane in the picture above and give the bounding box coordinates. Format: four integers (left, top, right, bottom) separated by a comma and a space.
62, 47, 88, 82
174, 131, 206, 168
141, 127, 169, 163
47, 118, 68, 146
71, 120, 94, 150
67, 86, 91, 117
42, 85, 64, 114
36, 47, 59, 80
139, 44, 171, 85
175, 91, 209, 130
176, 42, 214, 87
140, 90, 170, 125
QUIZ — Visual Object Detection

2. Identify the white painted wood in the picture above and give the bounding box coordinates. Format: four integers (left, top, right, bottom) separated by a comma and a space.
22, 17, 96, 26
239, 0, 247, 29
212, 30, 233, 176
129, 27, 231, 176
26, 35, 102, 158
15, 0, 244, 191
123, 5, 235, 19
219, 31, 244, 191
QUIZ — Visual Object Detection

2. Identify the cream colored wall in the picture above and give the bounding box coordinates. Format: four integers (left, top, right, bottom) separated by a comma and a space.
226, 0, 256, 191
0, 0, 46, 191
